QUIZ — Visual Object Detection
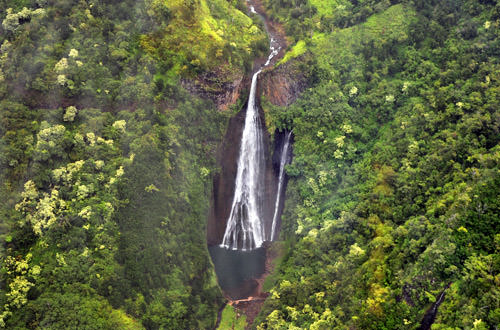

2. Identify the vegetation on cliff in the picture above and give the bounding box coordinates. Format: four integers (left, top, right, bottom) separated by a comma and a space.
256, 0, 500, 328
0, 0, 266, 328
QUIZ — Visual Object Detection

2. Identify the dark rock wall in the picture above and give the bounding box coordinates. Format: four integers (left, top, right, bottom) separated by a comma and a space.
207, 58, 304, 245
270, 130, 293, 237
206, 102, 278, 246
259, 60, 308, 107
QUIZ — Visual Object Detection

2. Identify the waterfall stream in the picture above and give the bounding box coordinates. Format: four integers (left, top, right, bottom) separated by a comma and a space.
270, 131, 292, 241
220, 69, 266, 251
220, 34, 281, 251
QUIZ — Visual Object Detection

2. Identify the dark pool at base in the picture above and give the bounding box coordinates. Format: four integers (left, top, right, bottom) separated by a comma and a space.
208, 246, 266, 299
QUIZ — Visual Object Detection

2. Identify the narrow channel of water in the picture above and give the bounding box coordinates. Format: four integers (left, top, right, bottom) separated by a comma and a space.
270, 131, 292, 241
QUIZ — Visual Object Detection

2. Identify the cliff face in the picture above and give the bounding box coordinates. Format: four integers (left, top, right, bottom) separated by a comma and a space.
206, 61, 307, 245
181, 72, 246, 111
258, 60, 308, 106
206, 103, 277, 246
206, 107, 244, 245
205, 0, 298, 248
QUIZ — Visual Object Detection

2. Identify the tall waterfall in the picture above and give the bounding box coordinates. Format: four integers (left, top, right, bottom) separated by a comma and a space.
270, 131, 292, 241
220, 35, 280, 251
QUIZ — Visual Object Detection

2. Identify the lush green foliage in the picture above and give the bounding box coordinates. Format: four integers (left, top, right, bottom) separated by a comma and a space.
218, 305, 247, 330
257, 0, 500, 328
2, 0, 500, 328
0, 0, 265, 328
141, 0, 268, 77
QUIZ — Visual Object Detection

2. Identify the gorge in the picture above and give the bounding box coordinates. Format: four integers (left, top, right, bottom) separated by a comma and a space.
207, 0, 291, 301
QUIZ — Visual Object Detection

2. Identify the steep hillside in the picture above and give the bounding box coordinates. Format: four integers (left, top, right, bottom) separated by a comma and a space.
0, 0, 266, 328
256, 0, 500, 328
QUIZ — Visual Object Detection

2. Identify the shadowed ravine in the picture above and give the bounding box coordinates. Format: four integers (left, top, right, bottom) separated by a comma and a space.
207, 0, 290, 310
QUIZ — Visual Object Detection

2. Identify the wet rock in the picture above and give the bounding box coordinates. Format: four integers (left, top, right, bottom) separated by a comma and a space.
258, 59, 309, 106
206, 104, 277, 246
206, 107, 244, 246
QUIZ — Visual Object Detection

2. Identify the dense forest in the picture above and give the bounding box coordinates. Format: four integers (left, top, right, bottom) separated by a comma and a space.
256, 0, 500, 328
0, 0, 267, 328
1, 0, 499, 329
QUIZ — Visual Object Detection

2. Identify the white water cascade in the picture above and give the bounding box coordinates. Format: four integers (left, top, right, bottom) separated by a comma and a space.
220, 29, 281, 251
270, 131, 292, 241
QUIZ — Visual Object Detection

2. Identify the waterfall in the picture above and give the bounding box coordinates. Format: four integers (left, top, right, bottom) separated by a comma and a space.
220, 29, 281, 251
270, 131, 292, 241
220, 70, 265, 251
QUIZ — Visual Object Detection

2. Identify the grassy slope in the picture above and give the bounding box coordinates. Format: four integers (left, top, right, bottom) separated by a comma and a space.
141, 0, 267, 78
218, 305, 247, 330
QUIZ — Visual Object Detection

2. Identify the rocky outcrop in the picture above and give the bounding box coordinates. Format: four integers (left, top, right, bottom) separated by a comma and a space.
181, 72, 246, 111
258, 59, 308, 106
